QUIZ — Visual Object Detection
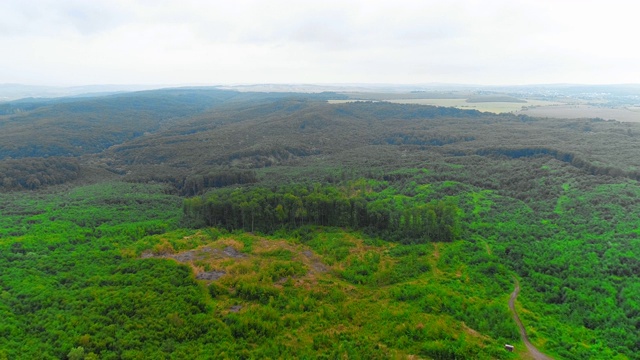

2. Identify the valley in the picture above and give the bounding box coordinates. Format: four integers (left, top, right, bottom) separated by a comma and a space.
1, 87, 639, 359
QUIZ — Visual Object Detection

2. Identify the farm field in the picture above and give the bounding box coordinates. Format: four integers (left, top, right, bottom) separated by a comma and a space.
329, 98, 562, 113
517, 104, 640, 122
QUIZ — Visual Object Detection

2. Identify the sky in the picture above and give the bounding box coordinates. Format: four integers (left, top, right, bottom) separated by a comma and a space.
0, 0, 638, 86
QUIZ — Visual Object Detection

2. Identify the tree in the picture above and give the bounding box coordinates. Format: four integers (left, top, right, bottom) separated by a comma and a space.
67, 347, 85, 360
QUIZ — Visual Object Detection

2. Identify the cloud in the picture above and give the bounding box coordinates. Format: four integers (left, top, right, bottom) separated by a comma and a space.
0, 0, 638, 85
0, 0, 132, 36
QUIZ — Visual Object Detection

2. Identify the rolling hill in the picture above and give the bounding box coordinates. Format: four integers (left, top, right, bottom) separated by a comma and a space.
1, 88, 640, 359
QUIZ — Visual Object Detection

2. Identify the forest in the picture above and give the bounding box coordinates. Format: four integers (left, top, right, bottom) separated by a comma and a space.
182, 182, 460, 243
1, 87, 640, 359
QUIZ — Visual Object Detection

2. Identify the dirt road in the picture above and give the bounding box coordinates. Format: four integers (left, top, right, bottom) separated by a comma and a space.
509, 279, 554, 360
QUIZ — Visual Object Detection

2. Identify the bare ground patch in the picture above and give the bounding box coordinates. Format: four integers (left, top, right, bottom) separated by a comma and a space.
141, 233, 332, 285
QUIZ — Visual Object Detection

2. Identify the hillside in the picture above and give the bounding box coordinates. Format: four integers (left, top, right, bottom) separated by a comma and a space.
1, 88, 640, 359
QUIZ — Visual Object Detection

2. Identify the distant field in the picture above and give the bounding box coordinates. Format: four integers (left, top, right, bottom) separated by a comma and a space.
343, 91, 470, 100
328, 98, 561, 114
465, 95, 526, 103
517, 104, 640, 122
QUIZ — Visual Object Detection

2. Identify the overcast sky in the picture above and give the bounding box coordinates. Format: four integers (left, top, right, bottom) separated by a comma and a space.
0, 0, 638, 86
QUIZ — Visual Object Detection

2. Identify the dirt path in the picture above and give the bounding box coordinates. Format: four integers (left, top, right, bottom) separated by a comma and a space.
509, 278, 554, 360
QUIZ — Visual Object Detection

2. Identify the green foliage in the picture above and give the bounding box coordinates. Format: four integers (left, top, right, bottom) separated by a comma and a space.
303, 230, 354, 264
6, 91, 640, 358
234, 282, 280, 304
208, 282, 229, 298
0, 175, 522, 359
67, 346, 84, 360
260, 248, 294, 260
264, 261, 306, 281
341, 251, 381, 285
465, 181, 640, 359
0, 182, 195, 358
386, 253, 431, 283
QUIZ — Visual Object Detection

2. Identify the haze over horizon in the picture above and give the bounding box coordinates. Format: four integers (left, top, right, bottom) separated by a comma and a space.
1, 0, 638, 87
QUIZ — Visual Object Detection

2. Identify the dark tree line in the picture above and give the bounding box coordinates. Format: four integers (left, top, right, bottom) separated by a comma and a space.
0, 157, 80, 190
124, 169, 258, 196
183, 183, 460, 243
180, 170, 258, 196
477, 146, 638, 180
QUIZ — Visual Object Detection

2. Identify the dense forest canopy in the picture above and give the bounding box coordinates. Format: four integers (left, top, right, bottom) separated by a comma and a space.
1, 88, 640, 359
